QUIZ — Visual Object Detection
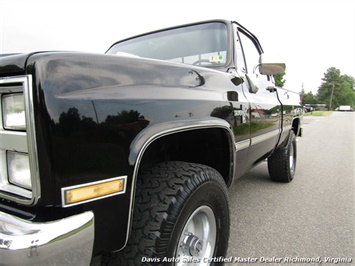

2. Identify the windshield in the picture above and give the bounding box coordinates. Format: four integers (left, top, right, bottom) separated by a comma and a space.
107, 22, 229, 67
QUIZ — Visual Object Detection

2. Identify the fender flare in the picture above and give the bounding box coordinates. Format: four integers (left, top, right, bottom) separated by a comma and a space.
291, 116, 302, 137
123, 117, 236, 248
128, 118, 236, 178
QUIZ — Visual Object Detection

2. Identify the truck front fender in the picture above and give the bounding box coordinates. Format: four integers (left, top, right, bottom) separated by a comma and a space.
129, 117, 236, 185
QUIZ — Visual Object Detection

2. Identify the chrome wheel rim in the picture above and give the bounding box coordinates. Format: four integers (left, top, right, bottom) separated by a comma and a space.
289, 143, 295, 174
175, 206, 216, 265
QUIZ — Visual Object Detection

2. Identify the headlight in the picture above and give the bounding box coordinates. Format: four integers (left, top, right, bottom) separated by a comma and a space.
2, 93, 26, 130
7, 151, 32, 190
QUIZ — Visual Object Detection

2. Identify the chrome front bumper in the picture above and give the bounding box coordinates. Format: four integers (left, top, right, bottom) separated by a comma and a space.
0, 211, 94, 266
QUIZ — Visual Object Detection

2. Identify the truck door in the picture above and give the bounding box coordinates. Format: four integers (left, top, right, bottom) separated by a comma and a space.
236, 28, 282, 167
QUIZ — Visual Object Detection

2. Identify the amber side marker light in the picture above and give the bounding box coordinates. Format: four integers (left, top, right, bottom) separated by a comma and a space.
61, 176, 127, 207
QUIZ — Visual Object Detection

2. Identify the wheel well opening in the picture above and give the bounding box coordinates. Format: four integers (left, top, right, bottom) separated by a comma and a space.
139, 128, 232, 184
292, 118, 300, 136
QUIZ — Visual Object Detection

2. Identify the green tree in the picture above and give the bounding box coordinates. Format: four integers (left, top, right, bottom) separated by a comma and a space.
274, 72, 286, 87
317, 67, 355, 110
342, 74, 355, 89
303, 92, 317, 104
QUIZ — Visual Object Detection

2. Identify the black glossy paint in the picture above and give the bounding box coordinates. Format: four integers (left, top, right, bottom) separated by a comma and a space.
26, 51, 242, 185
23, 51, 249, 252
0, 20, 302, 254
0, 53, 27, 76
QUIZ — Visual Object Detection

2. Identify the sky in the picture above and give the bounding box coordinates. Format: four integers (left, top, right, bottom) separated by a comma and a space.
1, 0, 354, 94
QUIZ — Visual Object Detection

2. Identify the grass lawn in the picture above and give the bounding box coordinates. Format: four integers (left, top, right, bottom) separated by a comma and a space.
304, 111, 333, 116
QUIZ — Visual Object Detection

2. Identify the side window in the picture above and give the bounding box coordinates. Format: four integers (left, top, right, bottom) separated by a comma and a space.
238, 30, 269, 83
238, 31, 260, 74
235, 32, 246, 73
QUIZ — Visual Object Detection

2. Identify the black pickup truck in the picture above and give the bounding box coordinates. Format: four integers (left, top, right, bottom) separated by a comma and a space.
0, 19, 302, 265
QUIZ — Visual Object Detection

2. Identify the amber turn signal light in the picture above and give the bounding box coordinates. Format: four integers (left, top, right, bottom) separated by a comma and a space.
61, 176, 126, 207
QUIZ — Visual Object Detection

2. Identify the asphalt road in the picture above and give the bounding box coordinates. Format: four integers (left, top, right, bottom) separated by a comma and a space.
227, 112, 354, 265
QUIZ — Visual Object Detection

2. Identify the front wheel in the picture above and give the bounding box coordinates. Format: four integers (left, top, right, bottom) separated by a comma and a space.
175, 204, 217, 265
104, 161, 230, 265
268, 131, 297, 182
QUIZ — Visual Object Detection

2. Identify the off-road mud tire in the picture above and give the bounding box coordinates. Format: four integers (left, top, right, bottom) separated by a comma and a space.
268, 131, 297, 182
103, 161, 230, 266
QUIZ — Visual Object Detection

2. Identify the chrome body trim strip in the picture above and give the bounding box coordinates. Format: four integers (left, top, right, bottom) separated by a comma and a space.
250, 129, 280, 146
283, 125, 292, 132
235, 139, 250, 152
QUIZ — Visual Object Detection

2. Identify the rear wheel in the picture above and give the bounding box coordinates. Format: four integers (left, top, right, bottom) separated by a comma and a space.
268, 131, 297, 182
103, 161, 230, 265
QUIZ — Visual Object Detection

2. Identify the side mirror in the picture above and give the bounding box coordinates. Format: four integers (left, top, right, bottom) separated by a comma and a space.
259, 63, 286, 75
245, 74, 259, 93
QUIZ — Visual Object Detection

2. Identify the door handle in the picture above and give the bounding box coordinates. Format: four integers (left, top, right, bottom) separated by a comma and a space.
266, 86, 277, 92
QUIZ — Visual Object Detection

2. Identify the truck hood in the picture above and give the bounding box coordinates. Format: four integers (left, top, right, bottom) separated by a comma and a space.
0, 53, 31, 76
0, 52, 85, 76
